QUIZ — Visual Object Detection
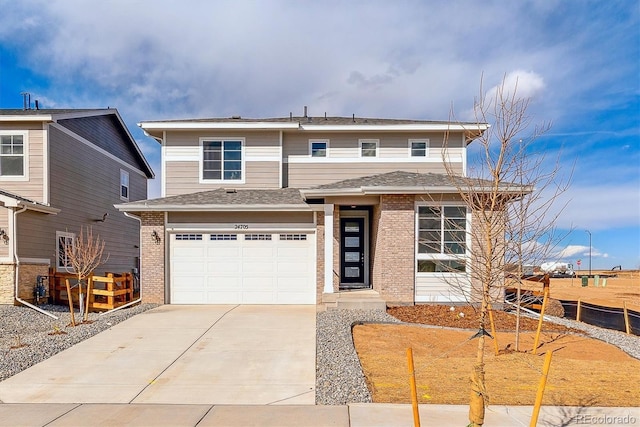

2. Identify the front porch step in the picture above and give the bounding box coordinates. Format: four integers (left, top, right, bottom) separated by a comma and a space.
322, 290, 387, 311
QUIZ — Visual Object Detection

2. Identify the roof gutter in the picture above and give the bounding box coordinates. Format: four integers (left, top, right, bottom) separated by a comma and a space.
115, 203, 313, 212
12, 206, 58, 319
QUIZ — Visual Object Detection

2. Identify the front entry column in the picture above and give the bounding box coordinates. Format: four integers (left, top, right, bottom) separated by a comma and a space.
323, 204, 334, 293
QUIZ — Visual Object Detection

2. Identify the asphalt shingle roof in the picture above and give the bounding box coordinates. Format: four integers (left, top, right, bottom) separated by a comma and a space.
141, 115, 480, 126
0, 188, 40, 204
123, 187, 307, 208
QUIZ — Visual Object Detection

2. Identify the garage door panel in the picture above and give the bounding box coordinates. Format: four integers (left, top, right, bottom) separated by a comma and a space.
170, 232, 315, 304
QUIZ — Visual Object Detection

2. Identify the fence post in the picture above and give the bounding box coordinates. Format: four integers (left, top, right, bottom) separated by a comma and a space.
406, 348, 421, 427
576, 298, 582, 322
623, 302, 631, 335
530, 350, 554, 427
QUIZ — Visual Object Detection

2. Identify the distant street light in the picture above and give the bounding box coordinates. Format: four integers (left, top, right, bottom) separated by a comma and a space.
585, 230, 592, 277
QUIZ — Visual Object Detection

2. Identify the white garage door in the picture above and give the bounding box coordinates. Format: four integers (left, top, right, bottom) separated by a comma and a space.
170, 232, 316, 304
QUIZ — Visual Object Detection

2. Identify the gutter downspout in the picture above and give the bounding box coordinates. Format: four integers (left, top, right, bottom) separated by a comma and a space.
100, 211, 142, 315
13, 206, 58, 319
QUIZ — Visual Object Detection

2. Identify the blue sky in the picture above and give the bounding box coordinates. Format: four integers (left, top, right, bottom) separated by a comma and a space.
0, 0, 638, 270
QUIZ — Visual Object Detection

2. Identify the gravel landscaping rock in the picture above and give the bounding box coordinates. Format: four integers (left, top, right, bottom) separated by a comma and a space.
0, 303, 158, 382
315, 309, 400, 405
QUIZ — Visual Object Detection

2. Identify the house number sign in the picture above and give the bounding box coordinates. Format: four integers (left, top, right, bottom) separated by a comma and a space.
234, 224, 249, 230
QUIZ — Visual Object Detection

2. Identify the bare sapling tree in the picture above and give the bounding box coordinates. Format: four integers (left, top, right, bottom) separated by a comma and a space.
439, 76, 570, 427
60, 226, 109, 325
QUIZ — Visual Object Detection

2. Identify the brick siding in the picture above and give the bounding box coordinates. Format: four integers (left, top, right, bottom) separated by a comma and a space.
315, 211, 324, 303
371, 195, 415, 304
140, 212, 165, 304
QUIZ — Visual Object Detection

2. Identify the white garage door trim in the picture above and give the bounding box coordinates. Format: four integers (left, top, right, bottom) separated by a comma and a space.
170, 230, 316, 304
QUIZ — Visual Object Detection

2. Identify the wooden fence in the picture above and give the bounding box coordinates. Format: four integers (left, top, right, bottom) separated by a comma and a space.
49, 270, 135, 311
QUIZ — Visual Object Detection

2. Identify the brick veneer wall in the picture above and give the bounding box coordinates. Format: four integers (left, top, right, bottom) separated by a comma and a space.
315, 211, 324, 304
371, 195, 415, 305
140, 212, 165, 304
0, 264, 15, 304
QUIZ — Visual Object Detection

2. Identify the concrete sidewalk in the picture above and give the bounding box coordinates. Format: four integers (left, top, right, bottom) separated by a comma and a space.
0, 403, 638, 426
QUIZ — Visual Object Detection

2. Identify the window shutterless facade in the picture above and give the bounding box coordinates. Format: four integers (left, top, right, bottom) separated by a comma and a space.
416, 204, 468, 273
0, 131, 27, 179
359, 139, 378, 157
200, 138, 244, 182
309, 139, 328, 157
409, 139, 429, 157
120, 169, 130, 201
56, 231, 75, 270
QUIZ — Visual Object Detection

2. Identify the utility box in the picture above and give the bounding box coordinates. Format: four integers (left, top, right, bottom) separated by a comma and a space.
581, 276, 588, 287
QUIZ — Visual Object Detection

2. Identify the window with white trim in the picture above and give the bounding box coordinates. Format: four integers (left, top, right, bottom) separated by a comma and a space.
416, 205, 468, 273
410, 139, 429, 157
359, 139, 378, 157
201, 138, 243, 181
0, 132, 27, 178
279, 234, 307, 241
309, 139, 328, 157
245, 234, 272, 241
210, 234, 238, 241
120, 169, 129, 201
56, 231, 75, 270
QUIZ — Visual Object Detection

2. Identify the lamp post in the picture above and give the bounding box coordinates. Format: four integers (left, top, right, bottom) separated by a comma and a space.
585, 230, 592, 277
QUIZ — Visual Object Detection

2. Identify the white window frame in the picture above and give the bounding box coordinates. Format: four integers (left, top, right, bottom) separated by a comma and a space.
56, 231, 76, 270
309, 139, 329, 157
409, 139, 429, 157
415, 202, 470, 274
359, 139, 379, 158
120, 169, 130, 201
199, 137, 245, 184
0, 131, 28, 181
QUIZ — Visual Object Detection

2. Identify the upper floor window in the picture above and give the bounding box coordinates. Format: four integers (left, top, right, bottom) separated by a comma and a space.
120, 169, 130, 201
201, 138, 243, 181
0, 132, 27, 178
360, 139, 378, 157
410, 139, 429, 157
310, 139, 328, 157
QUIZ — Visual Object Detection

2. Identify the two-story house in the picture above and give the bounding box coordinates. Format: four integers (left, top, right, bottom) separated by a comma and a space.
117, 112, 488, 306
0, 108, 154, 306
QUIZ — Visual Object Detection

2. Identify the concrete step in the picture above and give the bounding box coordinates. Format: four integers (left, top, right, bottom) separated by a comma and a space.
322, 290, 387, 311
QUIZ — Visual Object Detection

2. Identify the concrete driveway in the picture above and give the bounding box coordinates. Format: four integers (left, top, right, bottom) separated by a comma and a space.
0, 305, 316, 405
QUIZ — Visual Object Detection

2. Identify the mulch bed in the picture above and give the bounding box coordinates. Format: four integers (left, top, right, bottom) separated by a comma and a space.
387, 304, 580, 334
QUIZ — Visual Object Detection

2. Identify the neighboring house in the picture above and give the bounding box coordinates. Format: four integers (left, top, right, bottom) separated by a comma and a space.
0, 108, 154, 305
117, 112, 488, 306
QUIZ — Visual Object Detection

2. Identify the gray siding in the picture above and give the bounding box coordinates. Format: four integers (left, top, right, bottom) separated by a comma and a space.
164, 130, 282, 195
168, 211, 313, 224
15, 125, 147, 274
287, 162, 456, 187
58, 114, 149, 174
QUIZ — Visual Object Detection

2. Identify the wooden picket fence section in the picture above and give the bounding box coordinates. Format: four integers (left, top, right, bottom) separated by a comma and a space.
49, 270, 134, 311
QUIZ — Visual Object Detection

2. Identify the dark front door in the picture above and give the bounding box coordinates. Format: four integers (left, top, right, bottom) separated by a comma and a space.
340, 217, 365, 285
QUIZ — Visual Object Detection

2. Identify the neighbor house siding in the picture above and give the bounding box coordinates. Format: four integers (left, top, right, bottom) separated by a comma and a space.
0, 208, 9, 259
58, 114, 148, 172
0, 123, 45, 203
15, 125, 146, 274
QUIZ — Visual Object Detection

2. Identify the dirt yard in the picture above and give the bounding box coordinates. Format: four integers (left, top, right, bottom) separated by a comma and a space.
353, 301, 640, 406
519, 270, 640, 310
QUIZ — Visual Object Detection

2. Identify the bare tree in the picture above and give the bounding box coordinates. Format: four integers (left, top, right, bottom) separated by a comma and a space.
438, 76, 571, 426
60, 226, 109, 325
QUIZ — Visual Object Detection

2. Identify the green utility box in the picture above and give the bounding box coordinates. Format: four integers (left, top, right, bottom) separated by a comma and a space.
581, 276, 588, 287
594, 275, 600, 287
